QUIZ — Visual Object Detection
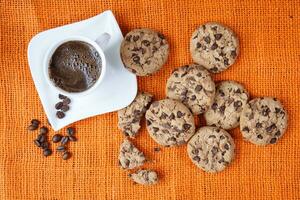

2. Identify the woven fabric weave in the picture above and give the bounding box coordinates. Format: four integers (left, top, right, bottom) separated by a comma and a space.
1, 0, 299, 199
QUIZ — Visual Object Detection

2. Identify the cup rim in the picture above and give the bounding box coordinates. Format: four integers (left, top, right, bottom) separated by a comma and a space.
43, 35, 107, 98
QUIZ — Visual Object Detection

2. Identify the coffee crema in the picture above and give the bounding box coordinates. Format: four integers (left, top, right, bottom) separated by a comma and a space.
49, 41, 102, 93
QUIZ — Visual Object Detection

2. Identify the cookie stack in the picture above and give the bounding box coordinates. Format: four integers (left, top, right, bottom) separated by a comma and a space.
117, 23, 288, 178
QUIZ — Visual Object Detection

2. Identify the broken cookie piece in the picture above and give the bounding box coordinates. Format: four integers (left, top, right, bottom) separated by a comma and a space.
129, 169, 158, 185
118, 92, 153, 137
119, 139, 146, 169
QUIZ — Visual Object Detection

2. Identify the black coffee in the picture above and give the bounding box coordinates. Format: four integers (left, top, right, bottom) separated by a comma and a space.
49, 41, 102, 93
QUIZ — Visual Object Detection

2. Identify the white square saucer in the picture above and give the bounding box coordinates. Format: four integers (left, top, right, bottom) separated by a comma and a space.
27, 10, 137, 131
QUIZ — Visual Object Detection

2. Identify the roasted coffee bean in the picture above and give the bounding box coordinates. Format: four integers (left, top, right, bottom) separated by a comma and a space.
67, 127, 75, 136
28, 124, 38, 131
55, 102, 63, 110
59, 94, 67, 99
40, 126, 48, 134
52, 134, 62, 143
34, 139, 41, 147
41, 142, 49, 149
63, 98, 71, 105
43, 149, 52, 157
31, 119, 40, 126
68, 136, 77, 142
38, 134, 46, 143
61, 105, 69, 112
62, 152, 71, 160
61, 136, 69, 145
56, 111, 65, 119
56, 145, 66, 152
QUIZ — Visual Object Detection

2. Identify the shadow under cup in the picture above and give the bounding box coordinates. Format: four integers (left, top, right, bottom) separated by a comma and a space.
48, 40, 103, 94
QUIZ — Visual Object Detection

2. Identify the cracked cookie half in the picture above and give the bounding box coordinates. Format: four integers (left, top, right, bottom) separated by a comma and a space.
145, 99, 195, 147
129, 169, 158, 185
118, 92, 153, 137
187, 126, 235, 173
118, 139, 146, 170
120, 28, 169, 76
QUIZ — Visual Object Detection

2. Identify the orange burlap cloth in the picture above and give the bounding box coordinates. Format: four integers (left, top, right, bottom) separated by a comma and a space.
1, 0, 299, 199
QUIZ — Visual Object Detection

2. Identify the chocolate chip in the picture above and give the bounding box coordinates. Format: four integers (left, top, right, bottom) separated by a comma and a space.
223, 57, 229, 66
125, 35, 132, 41
43, 149, 52, 157
56, 111, 65, 119
220, 135, 225, 140
133, 35, 139, 41
52, 134, 62, 143
235, 89, 241, 94
231, 50, 237, 58
59, 94, 67, 99
218, 157, 225, 163
234, 101, 242, 109
209, 135, 216, 138
270, 138, 277, 144
195, 85, 203, 92
275, 107, 281, 113
266, 124, 276, 133
190, 95, 196, 101
256, 122, 262, 128
61, 105, 69, 112
211, 103, 218, 110
210, 67, 218, 72
169, 113, 175, 120
202, 25, 206, 30
146, 120, 152, 126
55, 102, 63, 110
275, 131, 281, 136
214, 33, 222, 40
177, 111, 183, 118
183, 123, 191, 130
257, 134, 263, 139
142, 40, 150, 46
219, 105, 226, 113
153, 127, 159, 132
196, 42, 201, 48
204, 36, 211, 43
224, 144, 229, 150
211, 146, 218, 154
262, 107, 271, 116
160, 112, 168, 119
242, 126, 250, 132
158, 33, 165, 40
219, 90, 225, 97
133, 56, 140, 63
192, 149, 199, 154
193, 156, 200, 162
211, 43, 218, 50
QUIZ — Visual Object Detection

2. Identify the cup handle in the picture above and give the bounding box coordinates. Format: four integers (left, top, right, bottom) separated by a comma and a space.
95, 32, 111, 50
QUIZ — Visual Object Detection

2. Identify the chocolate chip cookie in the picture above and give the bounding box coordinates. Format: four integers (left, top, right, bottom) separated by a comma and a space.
118, 92, 153, 137
166, 64, 216, 114
119, 139, 146, 169
204, 81, 249, 130
129, 169, 158, 185
145, 99, 195, 147
187, 126, 235, 173
120, 28, 169, 76
240, 97, 288, 145
190, 22, 239, 73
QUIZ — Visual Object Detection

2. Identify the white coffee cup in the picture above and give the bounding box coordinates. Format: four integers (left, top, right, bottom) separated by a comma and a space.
43, 33, 111, 97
